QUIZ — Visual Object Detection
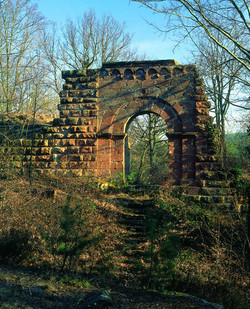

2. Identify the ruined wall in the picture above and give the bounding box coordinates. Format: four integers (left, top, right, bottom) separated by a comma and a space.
0, 59, 232, 203
29, 60, 216, 188
0, 59, 231, 203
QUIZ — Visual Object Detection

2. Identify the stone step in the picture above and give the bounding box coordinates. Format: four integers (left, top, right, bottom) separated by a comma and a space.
117, 214, 145, 224
124, 225, 145, 233
120, 237, 146, 244
175, 186, 230, 196
187, 194, 233, 204
197, 170, 227, 180
114, 198, 153, 211
202, 179, 229, 187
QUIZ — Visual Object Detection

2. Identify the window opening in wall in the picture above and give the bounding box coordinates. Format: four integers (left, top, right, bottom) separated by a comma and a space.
125, 113, 168, 185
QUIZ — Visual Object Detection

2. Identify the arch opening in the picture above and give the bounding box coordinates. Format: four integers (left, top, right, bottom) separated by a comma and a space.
125, 112, 169, 185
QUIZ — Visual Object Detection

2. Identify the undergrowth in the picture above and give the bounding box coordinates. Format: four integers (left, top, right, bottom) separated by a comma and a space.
0, 174, 249, 308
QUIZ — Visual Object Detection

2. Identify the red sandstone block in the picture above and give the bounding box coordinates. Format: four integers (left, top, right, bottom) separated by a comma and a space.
72, 97, 84, 103
60, 110, 70, 117
100, 118, 114, 130
89, 161, 97, 169
32, 162, 40, 168
79, 146, 92, 153
86, 139, 96, 146
61, 98, 74, 104
98, 139, 110, 147
36, 155, 52, 162
88, 126, 96, 132
82, 110, 93, 117
75, 139, 86, 146
60, 162, 68, 169
81, 154, 91, 161
48, 140, 54, 147
111, 162, 123, 171
76, 162, 88, 169
173, 104, 184, 114
113, 145, 123, 155
69, 147, 79, 154
111, 123, 123, 133
61, 139, 76, 146
40, 147, 51, 155
68, 155, 83, 162
98, 169, 110, 177
63, 84, 73, 90
196, 101, 210, 108
98, 161, 110, 169
71, 126, 88, 133
48, 162, 59, 168
58, 155, 68, 162
68, 169, 83, 176
71, 111, 81, 117
69, 161, 79, 169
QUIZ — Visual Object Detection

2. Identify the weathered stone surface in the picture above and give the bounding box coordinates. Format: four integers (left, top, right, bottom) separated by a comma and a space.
1, 60, 231, 205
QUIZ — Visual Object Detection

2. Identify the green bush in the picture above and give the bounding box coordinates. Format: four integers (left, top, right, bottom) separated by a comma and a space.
42, 195, 100, 271
0, 228, 34, 264
140, 198, 179, 291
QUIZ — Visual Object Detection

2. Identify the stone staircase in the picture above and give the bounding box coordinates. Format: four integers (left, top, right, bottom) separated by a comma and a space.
112, 197, 153, 270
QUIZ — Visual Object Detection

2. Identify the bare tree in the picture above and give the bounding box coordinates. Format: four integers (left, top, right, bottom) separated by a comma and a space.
127, 113, 168, 184
189, 26, 249, 159
59, 9, 137, 70
132, 0, 250, 84
0, 0, 45, 113
41, 23, 62, 95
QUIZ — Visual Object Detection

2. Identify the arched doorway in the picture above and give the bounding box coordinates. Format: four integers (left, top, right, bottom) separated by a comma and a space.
125, 112, 169, 184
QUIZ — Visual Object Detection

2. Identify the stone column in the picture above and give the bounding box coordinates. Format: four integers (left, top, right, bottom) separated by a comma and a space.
167, 135, 182, 184
181, 133, 196, 185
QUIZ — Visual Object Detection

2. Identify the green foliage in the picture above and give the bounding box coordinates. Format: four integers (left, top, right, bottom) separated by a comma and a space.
140, 198, 179, 291
0, 228, 34, 265
225, 132, 250, 173
94, 252, 119, 279
224, 132, 250, 197
42, 195, 100, 271
111, 172, 136, 188
59, 276, 92, 288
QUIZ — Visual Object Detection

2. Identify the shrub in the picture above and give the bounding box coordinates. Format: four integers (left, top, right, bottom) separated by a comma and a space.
0, 228, 34, 264
42, 195, 100, 271
140, 198, 179, 291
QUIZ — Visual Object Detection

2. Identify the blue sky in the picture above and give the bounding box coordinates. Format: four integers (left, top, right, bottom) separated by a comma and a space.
32, 0, 192, 64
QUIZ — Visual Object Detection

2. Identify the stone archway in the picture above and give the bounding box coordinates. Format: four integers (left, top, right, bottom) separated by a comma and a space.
34, 60, 215, 190
124, 111, 169, 183
96, 61, 198, 184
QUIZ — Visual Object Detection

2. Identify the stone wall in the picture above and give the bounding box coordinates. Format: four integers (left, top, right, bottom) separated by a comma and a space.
0, 60, 231, 204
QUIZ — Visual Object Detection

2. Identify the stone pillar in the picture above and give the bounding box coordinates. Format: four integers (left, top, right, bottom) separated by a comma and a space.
111, 134, 125, 176
167, 135, 182, 184
35, 69, 99, 177
97, 136, 111, 177
181, 134, 196, 185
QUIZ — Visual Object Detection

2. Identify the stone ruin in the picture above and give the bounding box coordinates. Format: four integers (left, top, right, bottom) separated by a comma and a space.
3, 60, 232, 204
